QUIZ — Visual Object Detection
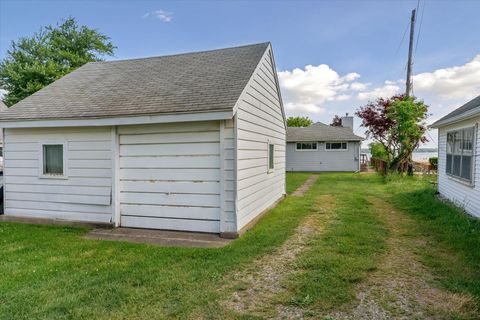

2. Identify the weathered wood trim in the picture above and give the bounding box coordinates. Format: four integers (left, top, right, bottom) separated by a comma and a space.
0, 214, 113, 228
0, 110, 233, 128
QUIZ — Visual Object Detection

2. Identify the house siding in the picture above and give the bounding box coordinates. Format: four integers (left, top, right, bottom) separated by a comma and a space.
286, 141, 360, 172
222, 119, 237, 233
236, 47, 286, 231
438, 117, 480, 218
3, 127, 113, 223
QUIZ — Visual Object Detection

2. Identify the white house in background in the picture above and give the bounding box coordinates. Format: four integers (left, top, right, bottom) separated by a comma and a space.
286, 115, 364, 172
431, 95, 480, 218
0, 43, 287, 237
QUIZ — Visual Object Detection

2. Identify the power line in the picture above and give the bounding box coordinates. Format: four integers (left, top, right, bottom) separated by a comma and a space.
382, 20, 410, 84
415, 0, 426, 54
412, 0, 426, 97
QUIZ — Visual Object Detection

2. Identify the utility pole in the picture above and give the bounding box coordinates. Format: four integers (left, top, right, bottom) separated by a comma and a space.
405, 8, 416, 97
406, 8, 416, 176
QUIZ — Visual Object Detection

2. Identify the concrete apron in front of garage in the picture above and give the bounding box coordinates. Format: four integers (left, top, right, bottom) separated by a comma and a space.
85, 228, 233, 248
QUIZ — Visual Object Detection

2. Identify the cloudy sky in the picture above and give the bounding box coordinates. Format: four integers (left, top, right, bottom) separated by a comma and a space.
1, 0, 479, 147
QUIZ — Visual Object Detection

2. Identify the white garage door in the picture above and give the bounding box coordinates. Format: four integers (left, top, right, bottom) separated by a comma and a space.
118, 122, 221, 233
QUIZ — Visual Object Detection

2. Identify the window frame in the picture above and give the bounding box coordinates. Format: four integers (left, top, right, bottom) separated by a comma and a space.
39, 141, 68, 179
325, 141, 348, 151
295, 142, 318, 151
267, 141, 275, 173
445, 126, 476, 185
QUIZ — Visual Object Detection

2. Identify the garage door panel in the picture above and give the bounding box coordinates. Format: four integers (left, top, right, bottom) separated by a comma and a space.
121, 216, 219, 233
119, 131, 219, 144
120, 180, 220, 194
121, 204, 219, 220
120, 168, 220, 181
119, 143, 219, 156
121, 192, 220, 207
120, 155, 220, 169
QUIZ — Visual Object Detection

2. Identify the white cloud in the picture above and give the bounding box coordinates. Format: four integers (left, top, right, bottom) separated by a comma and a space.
143, 10, 173, 22
277, 54, 480, 148
357, 55, 480, 103
350, 82, 369, 91
278, 64, 368, 117
412, 54, 480, 100
357, 81, 401, 100
284, 102, 326, 115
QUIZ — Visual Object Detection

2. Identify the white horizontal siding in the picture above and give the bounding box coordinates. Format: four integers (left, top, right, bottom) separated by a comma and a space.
437, 117, 480, 218
236, 47, 286, 230
119, 121, 221, 233
3, 126, 113, 223
222, 119, 236, 232
286, 142, 360, 172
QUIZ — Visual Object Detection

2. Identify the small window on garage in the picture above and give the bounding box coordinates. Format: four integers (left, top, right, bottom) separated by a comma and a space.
296, 142, 317, 151
268, 143, 274, 170
326, 142, 347, 150
42, 144, 65, 176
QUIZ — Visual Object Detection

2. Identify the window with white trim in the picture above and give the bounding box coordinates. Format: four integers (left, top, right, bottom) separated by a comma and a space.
446, 127, 475, 182
326, 142, 347, 150
42, 144, 64, 176
296, 142, 317, 151
268, 143, 274, 170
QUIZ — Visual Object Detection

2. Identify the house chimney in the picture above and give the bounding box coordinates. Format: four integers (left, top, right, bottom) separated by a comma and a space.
341, 113, 354, 131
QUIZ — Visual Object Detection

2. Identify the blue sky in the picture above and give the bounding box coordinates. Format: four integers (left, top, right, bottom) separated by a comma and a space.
1, 0, 480, 146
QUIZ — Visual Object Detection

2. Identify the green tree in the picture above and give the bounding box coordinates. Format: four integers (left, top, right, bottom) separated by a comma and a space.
369, 142, 388, 160
0, 17, 115, 106
287, 116, 313, 127
357, 95, 428, 174
388, 96, 429, 172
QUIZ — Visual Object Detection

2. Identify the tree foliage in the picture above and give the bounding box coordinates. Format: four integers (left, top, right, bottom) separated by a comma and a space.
369, 142, 388, 161
0, 17, 115, 106
330, 115, 342, 127
356, 95, 428, 173
287, 116, 313, 127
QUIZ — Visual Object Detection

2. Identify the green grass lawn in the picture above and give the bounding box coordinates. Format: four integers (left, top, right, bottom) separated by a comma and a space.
285, 171, 312, 194
0, 173, 479, 319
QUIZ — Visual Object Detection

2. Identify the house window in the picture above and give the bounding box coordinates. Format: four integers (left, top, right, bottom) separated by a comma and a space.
42, 144, 64, 176
326, 142, 347, 150
296, 142, 317, 151
446, 127, 475, 182
268, 143, 274, 170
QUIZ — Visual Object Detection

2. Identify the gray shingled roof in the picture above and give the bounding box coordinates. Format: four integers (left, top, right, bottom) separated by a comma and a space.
0, 43, 270, 121
287, 122, 364, 142
0, 101, 7, 111
431, 95, 480, 127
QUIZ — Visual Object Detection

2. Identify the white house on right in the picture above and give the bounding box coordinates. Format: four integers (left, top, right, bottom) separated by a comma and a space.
431, 95, 480, 218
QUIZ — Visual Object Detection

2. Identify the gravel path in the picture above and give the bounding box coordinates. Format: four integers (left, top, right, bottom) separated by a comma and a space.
331, 197, 476, 320
292, 175, 319, 197
222, 194, 335, 319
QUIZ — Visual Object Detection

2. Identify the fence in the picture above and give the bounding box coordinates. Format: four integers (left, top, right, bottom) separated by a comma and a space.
370, 157, 388, 174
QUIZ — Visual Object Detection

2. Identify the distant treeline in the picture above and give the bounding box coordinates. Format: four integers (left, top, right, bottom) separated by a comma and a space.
361, 148, 438, 153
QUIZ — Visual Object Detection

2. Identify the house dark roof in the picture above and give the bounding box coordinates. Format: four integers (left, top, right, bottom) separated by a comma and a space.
287, 122, 364, 142
0, 43, 270, 121
431, 95, 480, 127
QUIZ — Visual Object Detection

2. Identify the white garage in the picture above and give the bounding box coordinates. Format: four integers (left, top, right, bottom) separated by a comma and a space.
0, 42, 287, 237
